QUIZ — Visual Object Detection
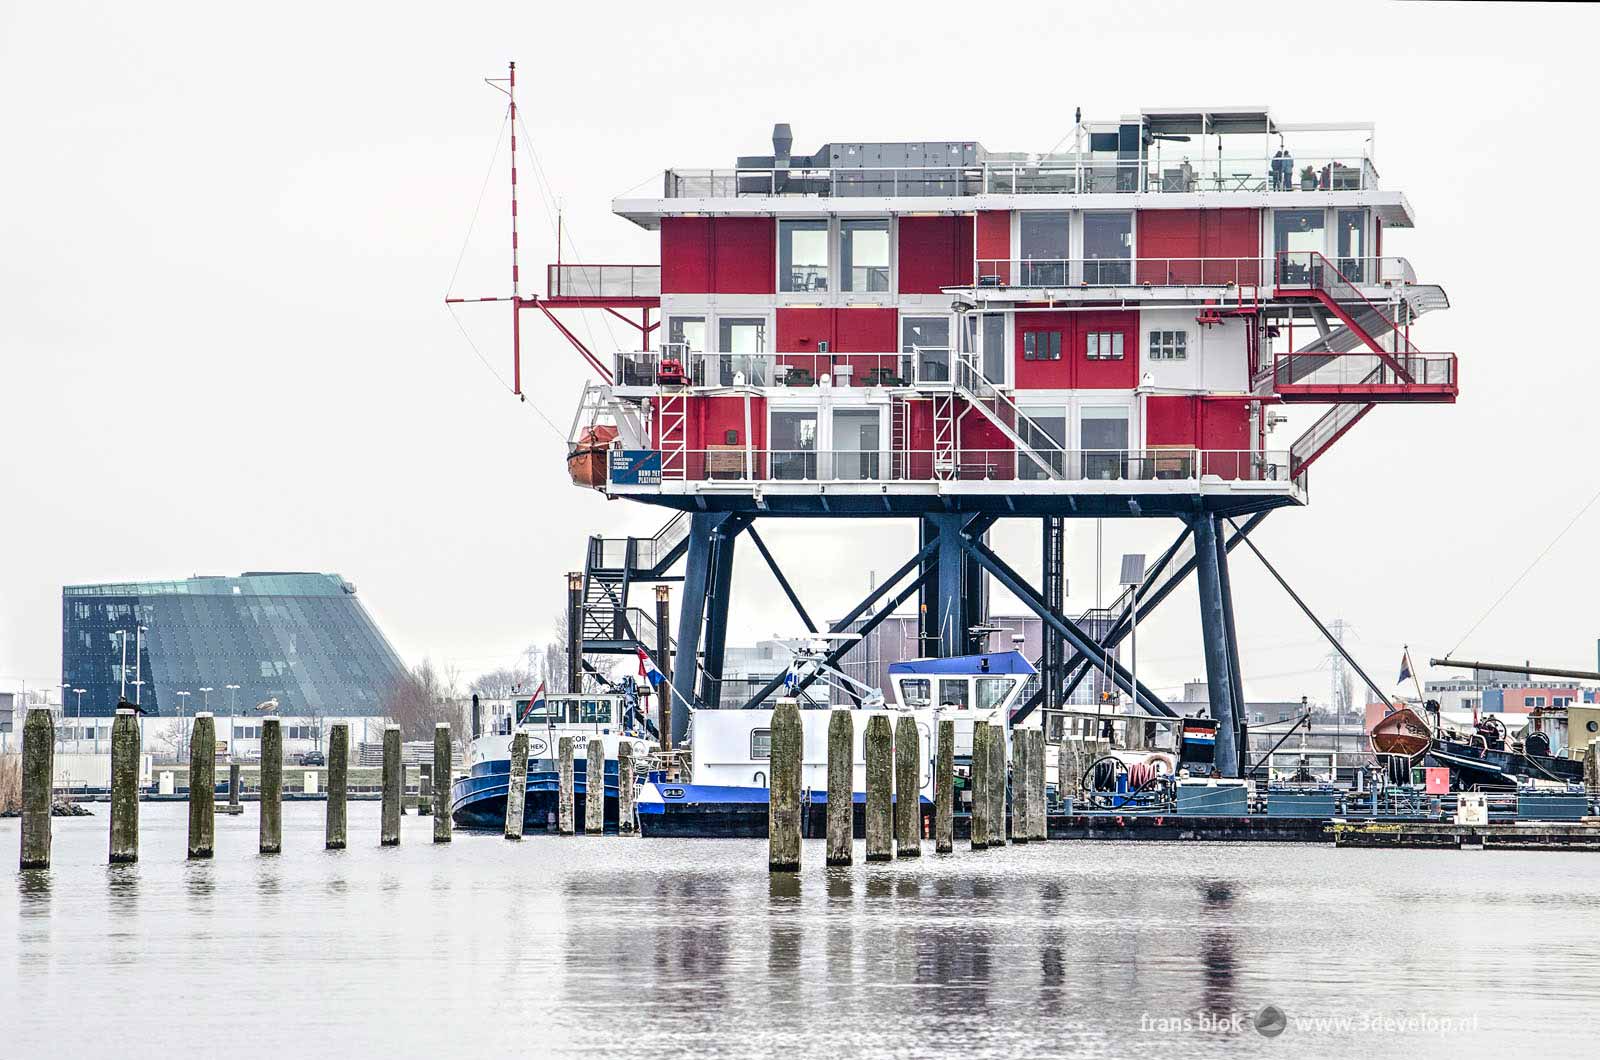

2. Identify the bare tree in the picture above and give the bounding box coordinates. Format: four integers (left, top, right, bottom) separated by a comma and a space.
470, 667, 535, 699
385, 659, 467, 740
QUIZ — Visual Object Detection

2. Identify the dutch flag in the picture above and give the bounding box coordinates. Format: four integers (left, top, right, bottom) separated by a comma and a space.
637, 648, 666, 687
517, 681, 546, 726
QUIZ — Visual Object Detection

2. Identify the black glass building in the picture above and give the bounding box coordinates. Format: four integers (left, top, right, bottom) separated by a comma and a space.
61, 572, 407, 718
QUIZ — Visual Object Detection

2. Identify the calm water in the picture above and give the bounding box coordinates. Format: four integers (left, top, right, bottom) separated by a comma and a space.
4, 803, 1599, 1058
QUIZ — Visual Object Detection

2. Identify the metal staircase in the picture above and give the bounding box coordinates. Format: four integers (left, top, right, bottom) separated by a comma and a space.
950, 354, 1067, 480
578, 513, 690, 654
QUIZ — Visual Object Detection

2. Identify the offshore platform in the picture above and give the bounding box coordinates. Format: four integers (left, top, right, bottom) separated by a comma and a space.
467, 73, 1455, 777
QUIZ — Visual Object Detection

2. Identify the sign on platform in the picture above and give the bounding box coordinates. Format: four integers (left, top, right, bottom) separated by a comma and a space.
610, 449, 662, 486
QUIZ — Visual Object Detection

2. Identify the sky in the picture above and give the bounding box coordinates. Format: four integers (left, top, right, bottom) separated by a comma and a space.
4, 0, 1599, 708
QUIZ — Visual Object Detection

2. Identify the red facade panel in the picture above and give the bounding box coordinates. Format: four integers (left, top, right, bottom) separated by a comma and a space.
690, 394, 766, 451
1013, 310, 1138, 390
898, 216, 974, 294
660, 217, 712, 293
1145, 395, 1199, 446
975, 211, 1010, 285
1199, 395, 1253, 478
1075, 310, 1139, 389
1202, 208, 1261, 285
1136, 210, 1203, 284
711, 217, 776, 294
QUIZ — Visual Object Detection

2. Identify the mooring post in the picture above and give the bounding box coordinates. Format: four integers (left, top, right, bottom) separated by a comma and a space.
417, 766, 433, 817
989, 724, 1007, 847
432, 723, 452, 843
226, 760, 242, 815
20, 707, 54, 870
894, 713, 920, 858
934, 719, 954, 853
504, 731, 529, 841
970, 722, 990, 850
768, 699, 802, 872
258, 717, 283, 854
187, 713, 216, 860
1012, 729, 1031, 844
109, 707, 140, 864
585, 737, 605, 835
1030, 729, 1047, 841
617, 740, 637, 835
326, 722, 349, 850
380, 724, 402, 846
558, 737, 575, 835
826, 709, 853, 866
864, 714, 893, 862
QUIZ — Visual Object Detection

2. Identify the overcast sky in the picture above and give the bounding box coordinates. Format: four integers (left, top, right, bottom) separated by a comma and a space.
4, 1, 1598, 707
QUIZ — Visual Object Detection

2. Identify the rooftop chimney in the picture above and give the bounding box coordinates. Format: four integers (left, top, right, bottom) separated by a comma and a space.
772, 123, 793, 162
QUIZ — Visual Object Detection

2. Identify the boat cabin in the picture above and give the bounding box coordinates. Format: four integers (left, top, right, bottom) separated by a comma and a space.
485, 692, 628, 735
889, 651, 1035, 715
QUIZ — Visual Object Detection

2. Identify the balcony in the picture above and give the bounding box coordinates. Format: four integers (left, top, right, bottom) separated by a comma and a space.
1271, 353, 1458, 403
964, 255, 1417, 292
542, 264, 660, 306
658, 155, 1377, 200
612, 447, 1294, 487
613, 348, 953, 390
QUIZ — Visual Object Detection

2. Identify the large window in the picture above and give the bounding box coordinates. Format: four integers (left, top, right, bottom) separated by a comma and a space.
1083, 212, 1132, 284
668, 316, 705, 352
1336, 208, 1367, 281
902, 317, 950, 382
832, 408, 881, 480
715, 317, 769, 386
1275, 209, 1326, 283
840, 219, 890, 292
1148, 330, 1187, 361
1080, 406, 1130, 479
770, 409, 818, 480
963, 313, 1007, 382
779, 219, 829, 292
1017, 409, 1065, 481
1020, 211, 1070, 286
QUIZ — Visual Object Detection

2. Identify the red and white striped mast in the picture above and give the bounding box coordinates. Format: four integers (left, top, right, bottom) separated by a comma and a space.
508, 60, 522, 397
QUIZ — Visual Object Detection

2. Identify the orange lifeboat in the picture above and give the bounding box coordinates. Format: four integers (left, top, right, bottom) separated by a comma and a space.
567, 425, 618, 489
1368, 705, 1432, 760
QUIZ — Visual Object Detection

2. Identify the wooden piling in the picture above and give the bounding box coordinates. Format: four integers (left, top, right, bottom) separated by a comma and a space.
259, 717, 283, 854
109, 708, 140, 864
504, 731, 529, 840
825, 709, 853, 866
326, 722, 349, 850
417, 768, 433, 817
1012, 729, 1031, 844
617, 740, 637, 835
934, 719, 954, 853
1029, 729, 1047, 841
226, 760, 242, 815
20, 706, 54, 870
894, 713, 920, 858
432, 723, 452, 843
585, 738, 605, 835
864, 714, 893, 862
989, 725, 1006, 847
380, 724, 401, 846
187, 713, 216, 860
558, 737, 575, 835
768, 700, 802, 871
969, 722, 990, 850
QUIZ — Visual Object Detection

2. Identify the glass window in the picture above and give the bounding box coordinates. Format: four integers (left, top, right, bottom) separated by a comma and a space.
779, 219, 829, 292
937, 679, 969, 709
976, 677, 1014, 711
1020, 211, 1070, 286
1336, 208, 1367, 281
1148, 331, 1187, 361
899, 678, 931, 708
840, 219, 889, 292
1274, 209, 1326, 283
1017, 409, 1065, 481
1085, 332, 1124, 360
716, 317, 769, 386
668, 316, 705, 352
1023, 331, 1062, 361
1083, 212, 1132, 284
832, 408, 881, 480
750, 728, 772, 760
902, 317, 950, 382
1081, 407, 1129, 479
963, 313, 1007, 383
770, 409, 818, 480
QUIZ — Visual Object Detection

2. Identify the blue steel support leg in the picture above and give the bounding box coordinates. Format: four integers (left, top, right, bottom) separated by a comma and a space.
670, 513, 718, 746
696, 515, 742, 711
1214, 522, 1249, 771
1191, 514, 1241, 777
928, 513, 967, 658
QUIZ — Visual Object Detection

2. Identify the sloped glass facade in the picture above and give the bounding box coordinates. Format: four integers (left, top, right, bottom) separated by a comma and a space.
61, 572, 406, 718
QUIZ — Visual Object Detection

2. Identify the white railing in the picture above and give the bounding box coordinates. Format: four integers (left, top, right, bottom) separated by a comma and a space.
659, 155, 1377, 199
610, 447, 1293, 486
972, 255, 1416, 289
546, 264, 660, 299
612, 347, 954, 389
1273, 353, 1457, 389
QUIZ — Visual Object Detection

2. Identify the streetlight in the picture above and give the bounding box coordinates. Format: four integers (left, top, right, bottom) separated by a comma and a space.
74, 688, 87, 752
225, 683, 240, 755
176, 690, 191, 763
60, 682, 71, 753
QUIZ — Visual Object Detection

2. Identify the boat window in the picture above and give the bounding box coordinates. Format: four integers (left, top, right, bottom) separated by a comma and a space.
577, 699, 611, 724
515, 697, 560, 723
899, 678, 931, 708
938, 679, 969, 709
976, 677, 1014, 711
750, 728, 772, 760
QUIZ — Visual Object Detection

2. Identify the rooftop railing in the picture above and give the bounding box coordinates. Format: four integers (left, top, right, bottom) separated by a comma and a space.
617, 447, 1293, 486
657, 156, 1377, 200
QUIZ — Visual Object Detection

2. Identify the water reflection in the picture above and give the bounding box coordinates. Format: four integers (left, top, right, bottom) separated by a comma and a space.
1197, 878, 1240, 1015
